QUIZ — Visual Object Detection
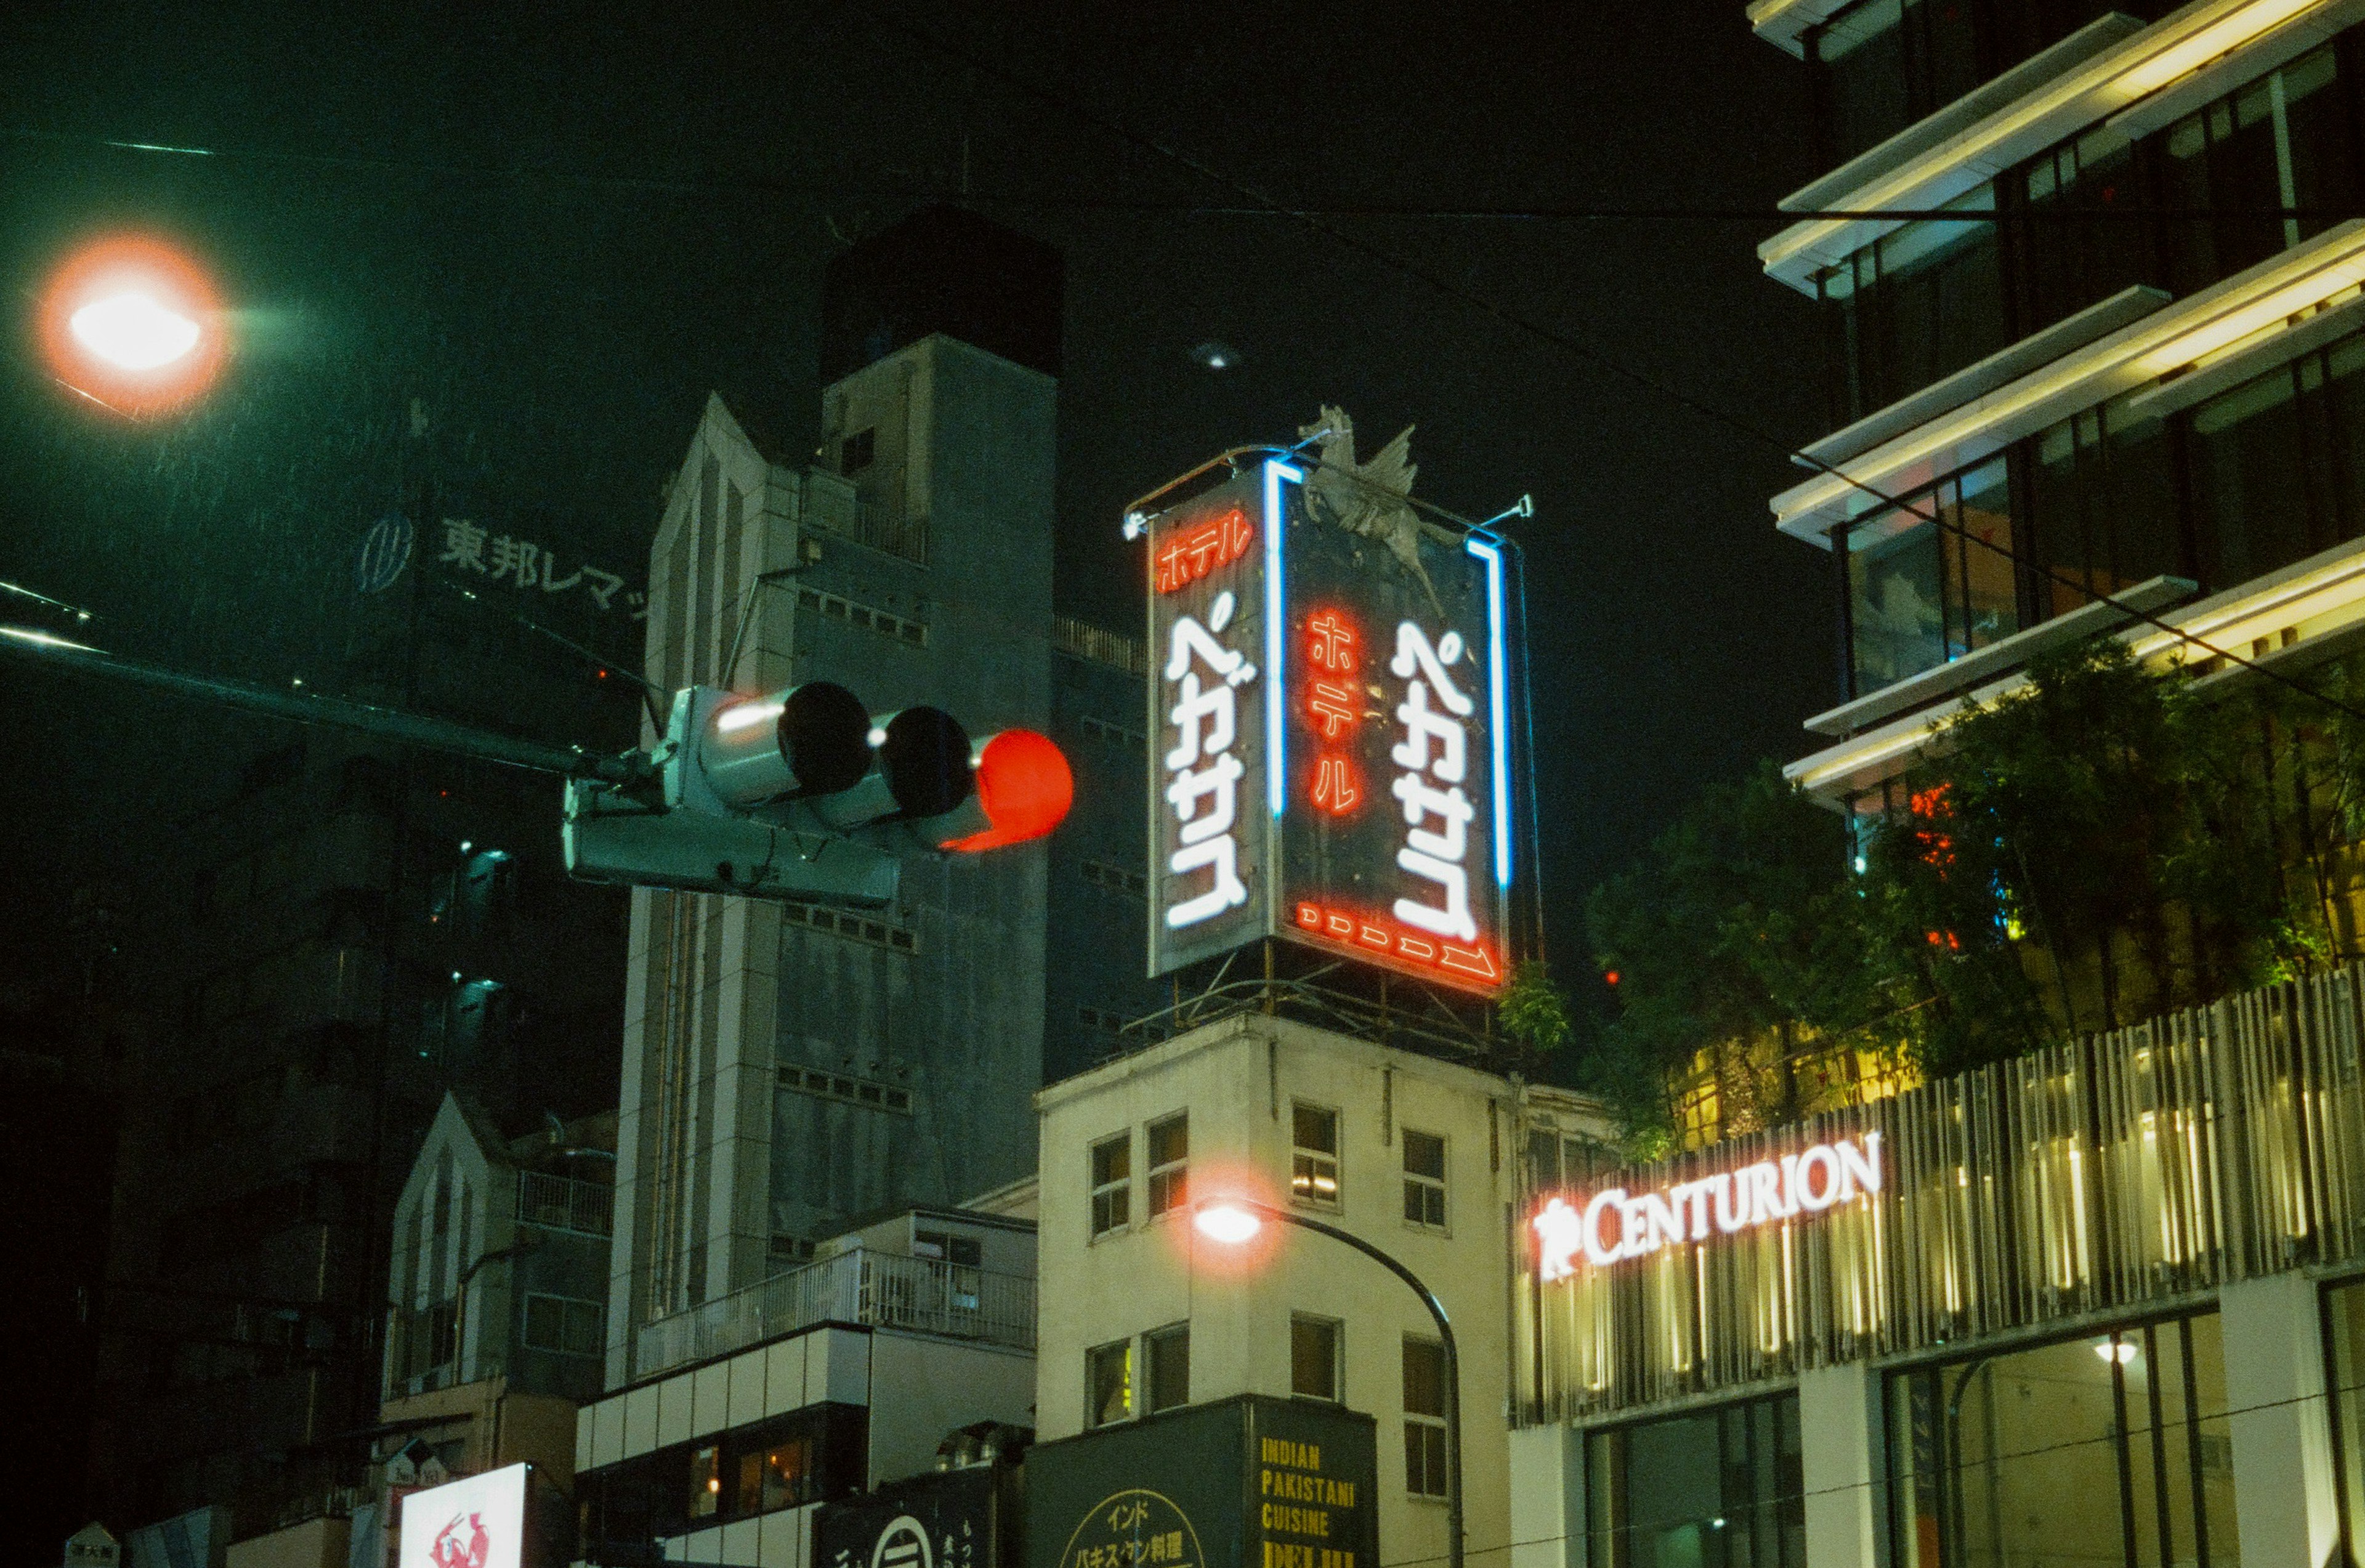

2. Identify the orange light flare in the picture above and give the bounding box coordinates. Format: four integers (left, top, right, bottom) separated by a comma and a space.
37, 233, 227, 416
1162, 1160, 1285, 1281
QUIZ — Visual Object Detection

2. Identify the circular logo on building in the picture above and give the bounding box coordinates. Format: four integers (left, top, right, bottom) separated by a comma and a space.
357, 512, 414, 594
871, 1514, 934, 1568
1057, 1489, 1203, 1568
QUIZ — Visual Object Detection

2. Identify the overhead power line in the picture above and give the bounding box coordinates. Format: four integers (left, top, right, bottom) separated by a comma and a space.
879, 12, 2365, 732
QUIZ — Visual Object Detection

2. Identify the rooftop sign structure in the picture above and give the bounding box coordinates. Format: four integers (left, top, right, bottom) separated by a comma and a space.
1146, 410, 1514, 995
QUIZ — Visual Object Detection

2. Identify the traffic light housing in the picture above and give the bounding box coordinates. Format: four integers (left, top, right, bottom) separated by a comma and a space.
562, 682, 1072, 903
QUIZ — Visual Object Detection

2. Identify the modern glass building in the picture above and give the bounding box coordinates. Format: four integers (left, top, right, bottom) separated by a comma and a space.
1500, 2, 2365, 1564
1507, 963, 2365, 1566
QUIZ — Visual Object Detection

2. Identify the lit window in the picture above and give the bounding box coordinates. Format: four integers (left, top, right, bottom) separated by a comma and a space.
1090, 1133, 1131, 1238
1292, 1314, 1341, 1402
1402, 1130, 1447, 1231
1088, 1338, 1134, 1427
1404, 1338, 1449, 1497
1292, 1104, 1340, 1206
1147, 1322, 1191, 1413
690, 1442, 721, 1517
1147, 1113, 1189, 1218
737, 1432, 814, 1516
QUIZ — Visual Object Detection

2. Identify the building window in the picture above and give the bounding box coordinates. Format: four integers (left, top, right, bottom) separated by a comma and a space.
521, 1293, 604, 1357
1587, 1391, 1802, 1567
1885, 1313, 2235, 1567
1088, 1338, 1133, 1427
1090, 1133, 1131, 1238
839, 427, 875, 474
1292, 1314, 1341, 1402
737, 1430, 814, 1517
1147, 1113, 1188, 1218
1403, 1338, 1449, 1499
1292, 1103, 1340, 1207
1402, 1130, 1446, 1230
1843, 454, 2017, 698
690, 1442, 721, 1519
1147, 1323, 1191, 1414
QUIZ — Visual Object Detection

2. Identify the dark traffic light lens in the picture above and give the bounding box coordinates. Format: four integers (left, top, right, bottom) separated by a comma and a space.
878, 708, 972, 817
777, 682, 871, 796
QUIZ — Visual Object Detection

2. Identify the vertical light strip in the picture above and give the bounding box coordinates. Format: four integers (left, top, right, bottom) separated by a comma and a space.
1264, 461, 1302, 818
1466, 534, 1513, 889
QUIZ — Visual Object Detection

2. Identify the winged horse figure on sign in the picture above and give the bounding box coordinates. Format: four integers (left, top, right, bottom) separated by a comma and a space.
1297, 405, 1454, 618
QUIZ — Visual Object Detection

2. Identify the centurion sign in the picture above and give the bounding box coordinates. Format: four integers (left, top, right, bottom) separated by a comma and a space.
1145, 412, 1514, 995
1532, 1132, 1885, 1277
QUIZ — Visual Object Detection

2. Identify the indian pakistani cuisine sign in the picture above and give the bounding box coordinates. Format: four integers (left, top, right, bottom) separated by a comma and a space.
1531, 1131, 1886, 1276
1144, 408, 1514, 995
1027, 1395, 1377, 1568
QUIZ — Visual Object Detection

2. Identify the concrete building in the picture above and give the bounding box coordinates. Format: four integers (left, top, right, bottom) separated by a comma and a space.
573, 1200, 1038, 1568
1033, 1011, 1610, 1568
605, 208, 1160, 1391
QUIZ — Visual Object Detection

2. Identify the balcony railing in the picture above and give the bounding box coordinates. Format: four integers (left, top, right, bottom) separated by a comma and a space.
1053, 616, 1146, 675
634, 1247, 1034, 1380
516, 1170, 613, 1237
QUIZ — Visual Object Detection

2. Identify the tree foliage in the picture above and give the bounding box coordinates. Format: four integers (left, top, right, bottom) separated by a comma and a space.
1579, 641, 2363, 1142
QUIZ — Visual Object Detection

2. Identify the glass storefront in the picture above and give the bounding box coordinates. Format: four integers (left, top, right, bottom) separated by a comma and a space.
1585, 1392, 1805, 1567
1886, 1314, 2238, 1567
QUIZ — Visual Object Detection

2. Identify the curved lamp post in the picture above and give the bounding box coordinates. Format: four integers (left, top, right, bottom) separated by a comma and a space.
1193, 1197, 1462, 1568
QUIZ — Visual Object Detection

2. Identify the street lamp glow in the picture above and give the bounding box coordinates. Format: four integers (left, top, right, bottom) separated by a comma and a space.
1194, 1202, 1263, 1245
68, 291, 200, 370
38, 233, 226, 414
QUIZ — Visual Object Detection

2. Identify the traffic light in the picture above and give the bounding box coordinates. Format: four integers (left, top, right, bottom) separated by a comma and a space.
562, 682, 1072, 903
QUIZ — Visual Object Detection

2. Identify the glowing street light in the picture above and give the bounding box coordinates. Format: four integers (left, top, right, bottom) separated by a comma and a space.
1193, 1197, 1465, 1568
38, 234, 225, 414
70, 291, 201, 371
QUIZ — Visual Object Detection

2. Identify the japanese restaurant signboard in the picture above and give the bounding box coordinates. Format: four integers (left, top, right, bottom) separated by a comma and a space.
1146, 439, 1514, 995
1027, 1395, 1377, 1568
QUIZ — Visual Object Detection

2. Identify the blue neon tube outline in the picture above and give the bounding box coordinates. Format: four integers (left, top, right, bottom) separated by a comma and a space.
1264, 461, 1302, 818
1465, 534, 1514, 889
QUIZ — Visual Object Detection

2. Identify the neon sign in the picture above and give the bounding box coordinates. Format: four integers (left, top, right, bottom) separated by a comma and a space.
1531, 1133, 1885, 1278
1163, 590, 1257, 928
1155, 505, 1255, 594
1144, 440, 1516, 996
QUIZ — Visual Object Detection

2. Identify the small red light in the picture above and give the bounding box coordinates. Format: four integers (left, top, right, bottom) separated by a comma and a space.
1604, 969, 1620, 987
944, 730, 1073, 851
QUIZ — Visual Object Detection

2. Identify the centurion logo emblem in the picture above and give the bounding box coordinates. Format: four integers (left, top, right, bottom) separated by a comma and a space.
1531, 1133, 1885, 1277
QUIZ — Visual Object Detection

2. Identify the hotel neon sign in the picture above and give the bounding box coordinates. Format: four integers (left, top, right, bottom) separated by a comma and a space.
1531, 1132, 1884, 1278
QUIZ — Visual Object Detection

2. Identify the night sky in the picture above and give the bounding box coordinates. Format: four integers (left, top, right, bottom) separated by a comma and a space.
0, 3, 1832, 992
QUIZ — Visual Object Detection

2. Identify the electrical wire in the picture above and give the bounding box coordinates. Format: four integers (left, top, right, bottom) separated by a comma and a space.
883, 12, 2365, 732
4, 124, 2350, 225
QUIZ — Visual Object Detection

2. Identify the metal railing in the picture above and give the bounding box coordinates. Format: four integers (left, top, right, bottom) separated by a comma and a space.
517, 1170, 613, 1237
804, 481, 929, 565
634, 1247, 1035, 1380
1053, 615, 1147, 675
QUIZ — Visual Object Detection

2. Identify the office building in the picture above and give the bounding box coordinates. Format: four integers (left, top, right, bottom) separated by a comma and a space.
1502, 4, 2365, 1564
604, 208, 1160, 1391
1035, 1010, 1610, 1568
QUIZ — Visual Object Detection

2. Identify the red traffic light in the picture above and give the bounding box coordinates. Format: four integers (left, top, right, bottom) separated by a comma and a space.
38, 233, 226, 415
941, 729, 1072, 852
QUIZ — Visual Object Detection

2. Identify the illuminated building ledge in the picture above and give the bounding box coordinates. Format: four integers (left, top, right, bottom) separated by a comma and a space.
1760, 0, 2365, 294
1744, 0, 1852, 59
1784, 533, 2365, 804
1773, 217, 2365, 543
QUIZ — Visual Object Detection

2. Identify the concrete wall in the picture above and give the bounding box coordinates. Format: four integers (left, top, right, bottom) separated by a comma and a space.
1037, 1013, 1527, 1568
